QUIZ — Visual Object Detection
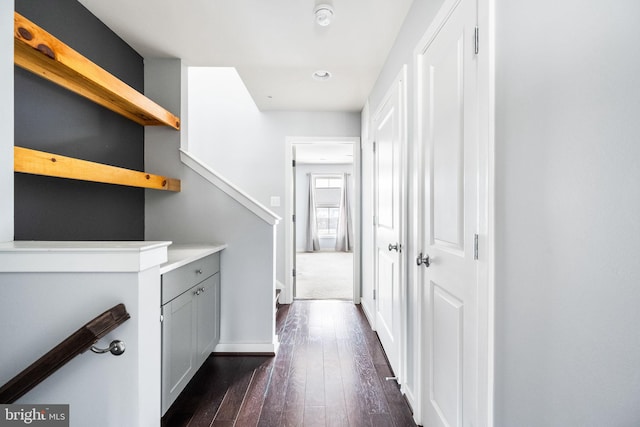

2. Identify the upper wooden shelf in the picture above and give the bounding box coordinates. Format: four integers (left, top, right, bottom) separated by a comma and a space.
14, 12, 180, 130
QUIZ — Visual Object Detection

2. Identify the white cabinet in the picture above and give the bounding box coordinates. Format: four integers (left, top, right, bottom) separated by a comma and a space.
161, 252, 220, 414
161, 285, 196, 412
196, 275, 220, 362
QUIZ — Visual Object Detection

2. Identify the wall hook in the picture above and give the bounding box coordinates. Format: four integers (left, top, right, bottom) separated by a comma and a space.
90, 340, 126, 356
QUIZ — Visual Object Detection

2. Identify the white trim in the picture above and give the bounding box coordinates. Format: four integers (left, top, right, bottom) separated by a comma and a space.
360, 294, 376, 328
415, 0, 463, 55
403, 386, 418, 422
180, 149, 281, 226
482, 0, 496, 425
359, 100, 376, 328
284, 137, 361, 305
370, 65, 408, 386
214, 341, 280, 355
284, 141, 295, 304
352, 137, 363, 305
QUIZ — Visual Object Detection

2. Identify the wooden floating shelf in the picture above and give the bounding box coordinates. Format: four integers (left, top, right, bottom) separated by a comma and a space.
13, 12, 182, 193
15, 147, 181, 192
14, 12, 180, 130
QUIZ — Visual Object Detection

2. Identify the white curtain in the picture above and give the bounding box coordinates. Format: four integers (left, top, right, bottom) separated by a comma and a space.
305, 174, 320, 252
335, 173, 354, 252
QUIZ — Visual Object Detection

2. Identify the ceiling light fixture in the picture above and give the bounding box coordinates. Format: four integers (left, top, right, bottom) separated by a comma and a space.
312, 70, 332, 81
314, 4, 334, 27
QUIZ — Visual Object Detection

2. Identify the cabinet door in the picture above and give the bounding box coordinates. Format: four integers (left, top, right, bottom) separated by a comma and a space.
161, 289, 197, 415
196, 273, 220, 365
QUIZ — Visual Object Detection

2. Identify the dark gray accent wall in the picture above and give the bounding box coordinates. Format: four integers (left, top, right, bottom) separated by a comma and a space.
14, 0, 145, 240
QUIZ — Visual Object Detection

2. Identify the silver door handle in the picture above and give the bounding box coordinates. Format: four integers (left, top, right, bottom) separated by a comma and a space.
416, 253, 430, 267
388, 243, 400, 252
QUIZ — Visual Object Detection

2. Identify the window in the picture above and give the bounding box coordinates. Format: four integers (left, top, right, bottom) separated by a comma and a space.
314, 175, 342, 237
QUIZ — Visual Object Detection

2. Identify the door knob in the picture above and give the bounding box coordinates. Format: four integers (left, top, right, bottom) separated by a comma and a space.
388, 243, 400, 252
91, 340, 126, 356
416, 252, 430, 267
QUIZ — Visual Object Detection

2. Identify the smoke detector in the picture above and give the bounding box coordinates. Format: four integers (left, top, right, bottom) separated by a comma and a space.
314, 4, 334, 27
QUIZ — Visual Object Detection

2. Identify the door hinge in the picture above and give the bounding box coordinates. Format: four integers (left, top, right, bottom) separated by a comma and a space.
373, 141, 376, 153
292, 214, 296, 223
292, 268, 296, 277
474, 233, 479, 260
373, 289, 376, 300
160, 314, 164, 323
474, 26, 479, 55
373, 215, 377, 226
292, 159, 296, 167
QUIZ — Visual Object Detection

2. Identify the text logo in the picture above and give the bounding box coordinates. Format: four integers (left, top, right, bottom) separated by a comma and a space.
0, 405, 68, 426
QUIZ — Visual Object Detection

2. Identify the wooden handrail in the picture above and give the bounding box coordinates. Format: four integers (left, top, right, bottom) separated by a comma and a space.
0, 303, 130, 403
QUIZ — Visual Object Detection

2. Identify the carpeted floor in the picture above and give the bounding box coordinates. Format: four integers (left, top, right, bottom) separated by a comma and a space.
295, 251, 353, 299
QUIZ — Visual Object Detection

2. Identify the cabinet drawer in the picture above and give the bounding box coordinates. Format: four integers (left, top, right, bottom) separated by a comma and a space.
162, 253, 220, 304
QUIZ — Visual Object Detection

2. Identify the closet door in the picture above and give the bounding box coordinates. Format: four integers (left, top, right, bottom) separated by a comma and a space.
416, 0, 483, 425
373, 68, 406, 376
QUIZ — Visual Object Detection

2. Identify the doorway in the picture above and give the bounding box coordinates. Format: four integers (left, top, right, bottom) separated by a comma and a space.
284, 137, 361, 304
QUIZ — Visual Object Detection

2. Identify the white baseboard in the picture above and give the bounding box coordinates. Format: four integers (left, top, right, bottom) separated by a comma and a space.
214, 340, 280, 355
402, 384, 418, 422
360, 299, 376, 331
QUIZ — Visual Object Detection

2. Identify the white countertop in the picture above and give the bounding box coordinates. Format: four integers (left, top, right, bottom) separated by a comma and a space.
160, 243, 227, 274
0, 241, 226, 274
0, 241, 172, 272
0, 241, 171, 251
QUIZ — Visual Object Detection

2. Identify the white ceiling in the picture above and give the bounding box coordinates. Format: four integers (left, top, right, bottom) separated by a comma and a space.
77, 0, 414, 112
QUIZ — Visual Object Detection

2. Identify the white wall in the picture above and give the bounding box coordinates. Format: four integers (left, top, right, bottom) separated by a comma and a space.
494, 0, 640, 425
0, 1, 13, 241
295, 163, 353, 251
366, 0, 640, 424
145, 60, 277, 352
0, 246, 165, 427
187, 67, 361, 284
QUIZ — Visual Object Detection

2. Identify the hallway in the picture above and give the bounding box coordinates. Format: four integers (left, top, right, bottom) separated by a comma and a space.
162, 300, 416, 426
296, 252, 353, 300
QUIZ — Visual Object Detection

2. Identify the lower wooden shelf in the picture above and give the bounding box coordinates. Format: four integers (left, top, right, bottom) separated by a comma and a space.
14, 146, 181, 192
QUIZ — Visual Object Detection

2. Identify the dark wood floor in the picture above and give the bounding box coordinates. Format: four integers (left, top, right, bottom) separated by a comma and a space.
162, 300, 417, 427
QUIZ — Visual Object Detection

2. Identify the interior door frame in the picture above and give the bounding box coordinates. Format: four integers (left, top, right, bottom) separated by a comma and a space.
411, 0, 494, 425
371, 65, 408, 383
284, 136, 362, 305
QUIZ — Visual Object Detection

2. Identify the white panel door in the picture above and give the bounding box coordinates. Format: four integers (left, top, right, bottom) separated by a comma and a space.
374, 71, 405, 375
417, 0, 481, 426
